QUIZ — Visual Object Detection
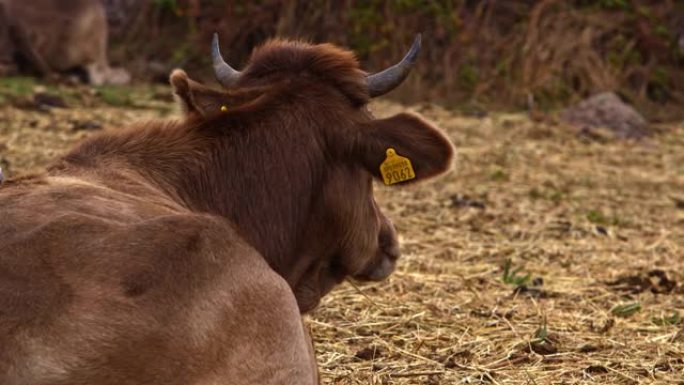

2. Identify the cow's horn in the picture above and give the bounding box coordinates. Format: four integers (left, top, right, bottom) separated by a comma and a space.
212, 33, 242, 88
366, 34, 421, 97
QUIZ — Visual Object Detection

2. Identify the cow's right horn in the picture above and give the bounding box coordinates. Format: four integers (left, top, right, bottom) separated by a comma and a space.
212, 33, 242, 88
366, 34, 421, 97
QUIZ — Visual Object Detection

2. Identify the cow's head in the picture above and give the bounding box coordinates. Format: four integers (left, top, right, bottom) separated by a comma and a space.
170, 34, 454, 312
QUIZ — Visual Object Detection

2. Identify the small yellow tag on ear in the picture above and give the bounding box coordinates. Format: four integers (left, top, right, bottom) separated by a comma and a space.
220, 105, 228, 112
380, 148, 415, 185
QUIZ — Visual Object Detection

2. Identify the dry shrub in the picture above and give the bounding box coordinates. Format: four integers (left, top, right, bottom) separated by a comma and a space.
520, 0, 620, 99
102, 0, 684, 119
513, 0, 683, 120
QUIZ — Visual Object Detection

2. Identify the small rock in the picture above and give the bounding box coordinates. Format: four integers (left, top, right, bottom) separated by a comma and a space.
0, 158, 10, 181
577, 344, 600, 353
595, 225, 608, 236
590, 318, 615, 334
513, 285, 552, 299
529, 340, 558, 355
71, 120, 103, 131
584, 365, 608, 375
450, 194, 486, 209
34, 92, 68, 108
354, 345, 384, 360
671, 196, 684, 210
654, 360, 674, 372
560, 92, 650, 139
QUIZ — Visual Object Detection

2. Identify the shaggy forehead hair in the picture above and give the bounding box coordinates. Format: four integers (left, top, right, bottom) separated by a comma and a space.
239, 39, 370, 105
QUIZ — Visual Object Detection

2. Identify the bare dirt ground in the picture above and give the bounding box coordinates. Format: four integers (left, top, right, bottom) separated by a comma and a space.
1, 80, 683, 384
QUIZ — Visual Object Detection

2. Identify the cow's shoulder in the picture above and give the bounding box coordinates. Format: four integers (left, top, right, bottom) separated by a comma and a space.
0, 174, 273, 316
0, 182, 314, 384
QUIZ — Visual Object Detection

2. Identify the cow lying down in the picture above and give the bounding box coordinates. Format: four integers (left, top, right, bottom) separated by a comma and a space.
0, 34, 453, 384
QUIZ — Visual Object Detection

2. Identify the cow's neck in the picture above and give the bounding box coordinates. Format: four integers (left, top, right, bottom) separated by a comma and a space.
63, 119, 324, 280
179, 128, 324, 280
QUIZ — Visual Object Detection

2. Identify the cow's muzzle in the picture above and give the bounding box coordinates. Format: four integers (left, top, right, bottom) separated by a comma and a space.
354, 222, 400, 281
355, 251, 398, 281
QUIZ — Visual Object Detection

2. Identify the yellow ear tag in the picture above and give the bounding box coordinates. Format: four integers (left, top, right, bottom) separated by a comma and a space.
380, 148, 415, 185
220, 105, 228, 112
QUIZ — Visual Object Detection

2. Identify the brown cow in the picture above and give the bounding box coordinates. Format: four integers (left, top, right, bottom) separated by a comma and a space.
0, 34, 453, 384
0, 0, 130, 84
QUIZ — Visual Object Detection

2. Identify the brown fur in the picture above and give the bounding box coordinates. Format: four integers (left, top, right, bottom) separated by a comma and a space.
0, 38, 454, 384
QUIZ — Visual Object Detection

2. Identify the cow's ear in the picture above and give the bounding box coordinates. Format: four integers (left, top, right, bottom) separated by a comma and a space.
354, 113, 454, 184
170, 69, 227, 119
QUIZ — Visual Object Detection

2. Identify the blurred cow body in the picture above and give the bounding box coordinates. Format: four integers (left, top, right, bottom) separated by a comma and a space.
0, 35, 453, 384
0, 0, 129, 84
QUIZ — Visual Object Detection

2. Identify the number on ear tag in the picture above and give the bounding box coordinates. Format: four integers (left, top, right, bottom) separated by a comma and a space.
380, 148, 415, 185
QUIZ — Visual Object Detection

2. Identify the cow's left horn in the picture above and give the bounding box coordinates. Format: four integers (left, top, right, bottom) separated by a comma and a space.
366, 34, 421, 97
212, 33, 242, 88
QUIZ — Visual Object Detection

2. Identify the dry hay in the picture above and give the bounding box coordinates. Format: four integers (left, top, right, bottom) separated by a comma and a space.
0, 87, 683, 384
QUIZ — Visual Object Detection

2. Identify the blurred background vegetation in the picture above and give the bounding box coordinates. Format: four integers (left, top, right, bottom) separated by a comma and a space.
103, 0, 684, 120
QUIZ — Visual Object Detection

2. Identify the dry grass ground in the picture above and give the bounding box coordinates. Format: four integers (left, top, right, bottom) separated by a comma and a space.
0, 81, 682, 384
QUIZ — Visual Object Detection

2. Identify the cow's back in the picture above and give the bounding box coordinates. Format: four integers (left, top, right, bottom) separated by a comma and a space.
0, 175, 317, 385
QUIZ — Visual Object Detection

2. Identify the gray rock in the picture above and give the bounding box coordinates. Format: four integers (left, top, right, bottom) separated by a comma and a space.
560, 92, 650, 139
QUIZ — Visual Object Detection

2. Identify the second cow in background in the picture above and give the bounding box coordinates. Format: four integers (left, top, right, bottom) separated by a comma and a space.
0, 0, 129, 85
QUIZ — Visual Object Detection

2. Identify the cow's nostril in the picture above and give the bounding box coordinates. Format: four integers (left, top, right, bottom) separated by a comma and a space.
360, 255, 396, 281
381, 240, 401, 261
383, 248, 400, 261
